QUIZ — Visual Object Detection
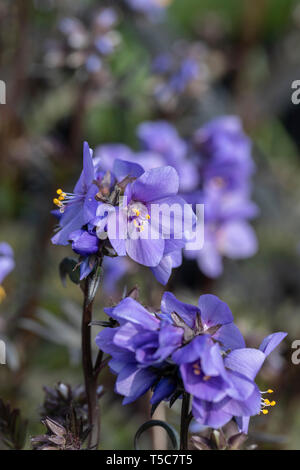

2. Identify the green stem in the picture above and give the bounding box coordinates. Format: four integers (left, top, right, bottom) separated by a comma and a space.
82, 265, 102, 449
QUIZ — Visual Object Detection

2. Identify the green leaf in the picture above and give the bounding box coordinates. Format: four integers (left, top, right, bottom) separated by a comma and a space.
59, 258, 81, 286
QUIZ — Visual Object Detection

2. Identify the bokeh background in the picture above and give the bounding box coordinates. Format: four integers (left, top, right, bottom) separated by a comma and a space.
1, 0, 300, 450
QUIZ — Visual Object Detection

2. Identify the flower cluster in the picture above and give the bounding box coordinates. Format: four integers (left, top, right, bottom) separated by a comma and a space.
0, 243, 14, 303
96, 292, 286, 433
93, 116, 258, 278
51, 142, 195, 285
151, 41, 228, 111
45, 7, 121, 75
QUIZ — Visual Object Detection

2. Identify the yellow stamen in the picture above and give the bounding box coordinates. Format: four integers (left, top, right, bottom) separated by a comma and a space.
270, 401, 276, 407
267, 389, 274, 394
58, 196, 65, 201
262, 409, 269, 415
53, 198, 61, 206
146, 214, 150, 220
264, 399, 270, 405
56, 189, 63, 195
193, 363, 201, 376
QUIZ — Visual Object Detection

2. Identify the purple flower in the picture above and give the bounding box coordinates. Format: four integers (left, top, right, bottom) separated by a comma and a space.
0, 243, 14, 301
97, 166, 195, 272
137, 121, 199, 192
94, 8, 118, 30
52, 142, 99, 246
169, 58, 200, 94
185, 188, 258, 278
184, 332, 287, 432
102, 257, 134, 295
0, 243, 14, 284
138, 121, 187, 165
95, 297, 183, 404
125, 0, 172, 15
96, 291, 286, 431
193, 116, 255, 192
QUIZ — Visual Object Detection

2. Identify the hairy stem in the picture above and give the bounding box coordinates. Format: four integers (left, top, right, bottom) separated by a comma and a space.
180, 393, 191, 450
82, 274, 100, 449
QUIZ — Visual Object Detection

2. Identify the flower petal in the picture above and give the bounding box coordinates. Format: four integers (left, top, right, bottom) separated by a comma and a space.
161, 292, 199, 328
108, 297, 159, 330
131, 166, 179, 203
259, 332, 287, 357
224, 348, 266, 380
198, 294, 233, 328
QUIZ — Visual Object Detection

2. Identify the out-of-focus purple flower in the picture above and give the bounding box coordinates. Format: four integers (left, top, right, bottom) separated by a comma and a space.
51, 142, 99, 246
96, 166, 195, 276
193, 116, 255, 193
94, 8, 118, 30
0, 243, 14, 301
138, 121, 187, 163
94, 32, 121, 56
102, 256, 134, 295
125, 0, 172, 16
185, 188, 258, 278
85, 54, 102, 73
137, 121, 199, 193
50, 8, 120, 74
0, 243, 14, 285
169, 58, 200, 93
95, 296, 183, 404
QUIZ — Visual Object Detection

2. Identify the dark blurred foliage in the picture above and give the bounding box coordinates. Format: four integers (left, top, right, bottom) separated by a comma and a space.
0, 0, 300, 449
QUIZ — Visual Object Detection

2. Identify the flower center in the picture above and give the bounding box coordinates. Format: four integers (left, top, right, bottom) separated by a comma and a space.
192, 361, 210, 380
260, 389, 276, 415
53, 188, 83, 213
128, 202, 151, 233
192, 362, 201, 376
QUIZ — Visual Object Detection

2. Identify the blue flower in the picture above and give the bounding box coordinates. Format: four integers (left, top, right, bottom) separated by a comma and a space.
95, 297, 183, 404
52, 142, 98, 246
98, 166, 195, 272
96, 292, 287, 432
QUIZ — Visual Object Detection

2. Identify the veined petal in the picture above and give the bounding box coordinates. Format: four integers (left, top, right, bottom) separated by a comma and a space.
224, 348, 266, 380
126, 235, 165, 267
131, 166, 179, 203
198, 294, 233, 328
222, 385, 261, 417
116, 363, 157, 401
192, 398, 232, 429
259, 332, 287, 357
108, 297, 159, 330
213, 323, 246, 351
